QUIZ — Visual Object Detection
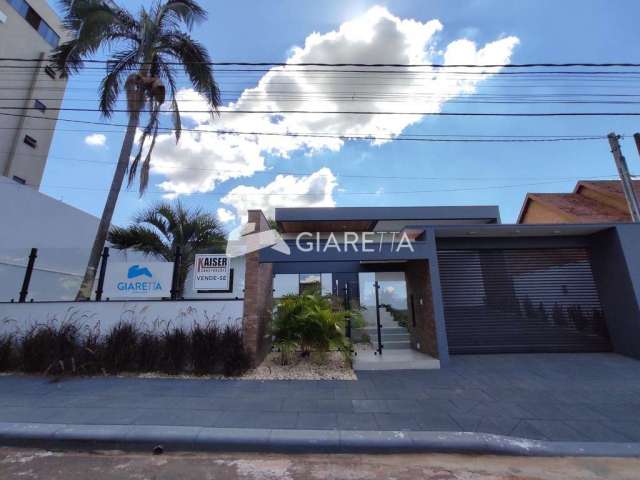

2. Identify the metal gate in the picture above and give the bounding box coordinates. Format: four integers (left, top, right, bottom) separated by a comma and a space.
438, 248, 612, 354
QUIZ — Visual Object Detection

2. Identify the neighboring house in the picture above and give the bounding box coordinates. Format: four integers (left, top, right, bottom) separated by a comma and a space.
0, 0, 69, 189
518, 180, 640, 224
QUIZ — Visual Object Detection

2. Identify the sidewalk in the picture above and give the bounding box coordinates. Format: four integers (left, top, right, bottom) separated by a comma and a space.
0, 353, 640, 454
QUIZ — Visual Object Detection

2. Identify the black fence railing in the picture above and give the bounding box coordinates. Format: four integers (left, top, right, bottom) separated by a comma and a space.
2, 246, 239, 303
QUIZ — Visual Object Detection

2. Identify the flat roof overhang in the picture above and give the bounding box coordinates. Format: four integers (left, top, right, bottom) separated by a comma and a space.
432, 223, 618, 238
275, 206, 500, 233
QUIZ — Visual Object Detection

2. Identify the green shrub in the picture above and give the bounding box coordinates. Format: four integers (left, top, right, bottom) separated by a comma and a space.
272, 293, 350, 357
191, 323, 221, 375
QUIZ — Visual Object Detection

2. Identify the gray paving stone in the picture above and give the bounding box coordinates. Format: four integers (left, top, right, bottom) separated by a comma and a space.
337, 413, 378, 430
374, 413, 421, 431
133, 409, 222, 427
212, 412, 299, 429
295, 413, 338, 430
523, 420, 585, 441
510, 420, 549, 441
352, 400, 389, 413
606, 421, 640, 441
565, 420, 635, 442
0, 353, 640, 443
386, 399, 422, 412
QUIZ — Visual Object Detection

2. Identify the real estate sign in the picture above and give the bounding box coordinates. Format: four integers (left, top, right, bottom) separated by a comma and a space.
103, 262, 173, 299
193, 254, 231, 291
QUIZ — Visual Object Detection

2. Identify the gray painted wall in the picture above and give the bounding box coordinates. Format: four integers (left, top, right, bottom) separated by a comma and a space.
590, 225, 640, 359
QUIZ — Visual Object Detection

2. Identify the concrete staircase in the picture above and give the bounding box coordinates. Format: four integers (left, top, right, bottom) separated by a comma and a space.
355, 307, 440, 371
362, 308, 411, 351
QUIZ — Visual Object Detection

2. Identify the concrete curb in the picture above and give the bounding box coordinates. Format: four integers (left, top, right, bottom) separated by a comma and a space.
0, 422, 639, 457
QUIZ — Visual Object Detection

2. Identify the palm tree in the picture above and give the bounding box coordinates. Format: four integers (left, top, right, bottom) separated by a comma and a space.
108, 201, 226, 292
51, 0, 221, 299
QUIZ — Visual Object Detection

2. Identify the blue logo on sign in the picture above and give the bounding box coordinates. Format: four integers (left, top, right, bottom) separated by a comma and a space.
117, 264, 162, 293
127, 265, 152, 279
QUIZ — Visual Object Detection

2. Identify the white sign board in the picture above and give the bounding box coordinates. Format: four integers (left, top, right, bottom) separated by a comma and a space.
103, 262, 173, 299
193, 254, 231, 291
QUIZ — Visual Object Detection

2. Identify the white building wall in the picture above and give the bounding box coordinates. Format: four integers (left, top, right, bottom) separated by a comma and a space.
0, 300, 243, 337
0, 0, 69, 188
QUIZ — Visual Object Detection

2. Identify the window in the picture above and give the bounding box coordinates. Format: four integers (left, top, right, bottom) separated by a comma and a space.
12, 175, 26, 185
8, 0, 28, 17
44, 66, 56, 79
299, 273, 322, 295
34, 100, 46, 113
7, 0, 60, 48
23, 135, 37, 148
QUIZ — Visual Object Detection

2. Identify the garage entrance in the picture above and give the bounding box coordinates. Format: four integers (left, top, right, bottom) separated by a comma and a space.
438, 247, 612, 354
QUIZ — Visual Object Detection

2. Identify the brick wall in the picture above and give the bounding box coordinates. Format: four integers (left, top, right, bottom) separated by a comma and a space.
242, 210, 274, 366
404, 260, 439, 358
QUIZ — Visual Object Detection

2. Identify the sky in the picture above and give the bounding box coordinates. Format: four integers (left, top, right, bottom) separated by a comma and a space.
41, 0, 640, 230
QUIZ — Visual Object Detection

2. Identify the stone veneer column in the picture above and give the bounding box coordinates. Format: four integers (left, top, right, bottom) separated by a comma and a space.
404, 259, 439, 358
242, 210, 274, 366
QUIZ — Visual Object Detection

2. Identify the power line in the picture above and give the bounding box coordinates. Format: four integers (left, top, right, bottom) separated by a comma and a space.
1, 178, 616, 197
3, 58, 640, 67
9, 151, 615, 181
0, 112, 610, 142
3, 106, 640, 117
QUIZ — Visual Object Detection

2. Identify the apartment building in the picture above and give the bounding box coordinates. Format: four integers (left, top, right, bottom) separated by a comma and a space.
0, 0, 68, 189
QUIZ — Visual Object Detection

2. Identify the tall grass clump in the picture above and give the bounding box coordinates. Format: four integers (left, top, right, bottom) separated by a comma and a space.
191, 323, 221, 375
0, 334, 16, 372
102, 322, 140, 373
220, 325, 251, 377
161, 326, 190, 374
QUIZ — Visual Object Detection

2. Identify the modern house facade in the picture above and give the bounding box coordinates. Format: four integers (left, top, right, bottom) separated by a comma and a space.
0, 0, 68, 189
256, 206, 640, 367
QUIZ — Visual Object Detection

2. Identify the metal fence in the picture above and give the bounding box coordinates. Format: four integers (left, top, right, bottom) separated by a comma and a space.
0, 246, 243, 303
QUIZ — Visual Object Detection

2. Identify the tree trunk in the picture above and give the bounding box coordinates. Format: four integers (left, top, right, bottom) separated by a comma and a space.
75, 101, 142, 300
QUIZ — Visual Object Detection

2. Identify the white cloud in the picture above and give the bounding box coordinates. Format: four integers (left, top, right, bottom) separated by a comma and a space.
221, 167, 337, 221
85, 133, 106, 147
217, 207, 236, 223
149, 6, 519, 205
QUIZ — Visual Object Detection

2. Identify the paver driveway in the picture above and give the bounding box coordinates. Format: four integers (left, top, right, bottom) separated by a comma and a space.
0, 353, 639, 442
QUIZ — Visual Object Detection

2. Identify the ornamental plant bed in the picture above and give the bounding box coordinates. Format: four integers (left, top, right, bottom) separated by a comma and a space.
244, 351, 356, 381
0, 320, 252, 378
268, 293, 360, 380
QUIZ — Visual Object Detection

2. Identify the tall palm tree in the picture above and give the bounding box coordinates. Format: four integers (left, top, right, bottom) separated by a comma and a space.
108, 201, 226, 292
51, 0, 221, 299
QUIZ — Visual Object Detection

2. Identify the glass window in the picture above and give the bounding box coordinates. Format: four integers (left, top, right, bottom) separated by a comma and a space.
273, 274, 298, 298
8, 0, 60, 48
8, 0, 29, 17
299, 273, 321, 295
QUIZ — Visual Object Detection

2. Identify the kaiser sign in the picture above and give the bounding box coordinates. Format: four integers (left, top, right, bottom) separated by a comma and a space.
103, 262, 173, 299
193, 254, 231, 292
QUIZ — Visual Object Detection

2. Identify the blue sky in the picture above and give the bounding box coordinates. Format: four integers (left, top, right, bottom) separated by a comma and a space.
42, 0, 640, 228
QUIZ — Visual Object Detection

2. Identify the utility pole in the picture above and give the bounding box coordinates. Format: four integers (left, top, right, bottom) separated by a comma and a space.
607, 133, 640, 222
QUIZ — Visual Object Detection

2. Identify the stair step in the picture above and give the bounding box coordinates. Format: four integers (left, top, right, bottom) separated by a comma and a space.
363, 327, 407, 335
383, 333, 410, 341
383, 341, 412, 350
